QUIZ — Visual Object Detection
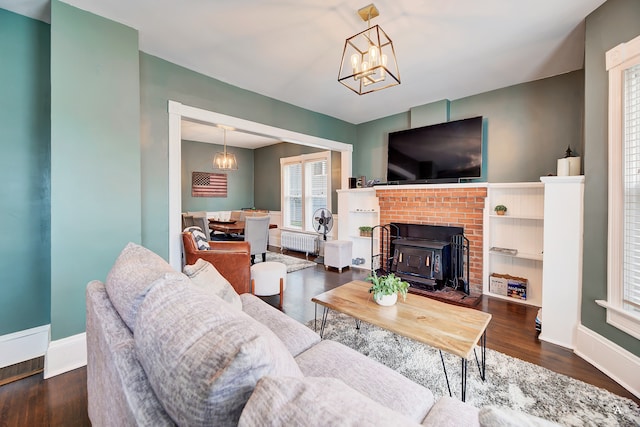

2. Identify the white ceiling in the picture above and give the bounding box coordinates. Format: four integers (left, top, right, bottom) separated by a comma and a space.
2, 0, 606, 127
181, 120, 281, 149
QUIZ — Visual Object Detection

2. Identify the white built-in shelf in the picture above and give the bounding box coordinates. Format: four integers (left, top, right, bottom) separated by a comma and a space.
484, 182, 545, 307
489, 250, 543, 261
484, 292, 542, 307
489, 214, 544, 220
349, 210, 378, 213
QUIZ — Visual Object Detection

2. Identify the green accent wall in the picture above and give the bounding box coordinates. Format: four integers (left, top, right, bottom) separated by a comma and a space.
582, 0, 640, 356
181, 140, 255, 211
139, 53, 356, 259
352, 71, 584, 184
50, 1, 141, 339
0, 9, 51, 335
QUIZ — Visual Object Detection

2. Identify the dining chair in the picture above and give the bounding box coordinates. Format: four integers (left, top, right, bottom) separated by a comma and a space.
189, 211, 211, 239
243, 215, 270, 264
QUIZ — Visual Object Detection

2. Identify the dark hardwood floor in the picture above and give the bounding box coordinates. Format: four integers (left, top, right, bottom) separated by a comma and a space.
1, 254, 637, 426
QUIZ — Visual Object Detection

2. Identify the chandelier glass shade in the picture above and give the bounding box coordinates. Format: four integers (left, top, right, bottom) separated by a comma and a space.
213, 128, 238, 171
338, 6, 400, 95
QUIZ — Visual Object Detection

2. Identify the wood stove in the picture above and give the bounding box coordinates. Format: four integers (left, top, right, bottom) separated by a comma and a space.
388, 223, 469, 294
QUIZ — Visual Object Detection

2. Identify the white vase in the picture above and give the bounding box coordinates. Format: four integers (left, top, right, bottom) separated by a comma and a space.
375, 293, 398, 306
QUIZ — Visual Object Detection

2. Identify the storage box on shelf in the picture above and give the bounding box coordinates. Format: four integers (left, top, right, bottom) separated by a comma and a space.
337, 188, 380, 270
484, 183, 544, 306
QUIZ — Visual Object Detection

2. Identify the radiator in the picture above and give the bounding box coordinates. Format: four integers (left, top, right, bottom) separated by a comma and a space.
281, 231, 318, 257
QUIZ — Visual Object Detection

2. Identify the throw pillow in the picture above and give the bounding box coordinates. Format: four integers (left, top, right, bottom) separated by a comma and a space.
135, 278, 302, 427
184, 226, 210, 250
105, 242, 187, 331
183, 258, 242, 310
479, 406, 562, 427
238, 376, 421, 427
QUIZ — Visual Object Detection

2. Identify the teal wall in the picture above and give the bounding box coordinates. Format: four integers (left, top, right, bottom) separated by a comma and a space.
50, 1, 141, 339
582, 0, 640, 356
0, 9, 51, 335
181, 140, 254, 211
139, 53, 356, 259
353, 70, 584, 183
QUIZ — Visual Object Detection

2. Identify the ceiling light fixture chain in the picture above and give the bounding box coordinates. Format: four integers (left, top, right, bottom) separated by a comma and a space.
338, 3, 400, 95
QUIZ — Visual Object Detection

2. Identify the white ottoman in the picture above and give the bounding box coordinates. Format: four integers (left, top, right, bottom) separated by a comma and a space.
250, 261, 287, 309
324, 240, 353, 273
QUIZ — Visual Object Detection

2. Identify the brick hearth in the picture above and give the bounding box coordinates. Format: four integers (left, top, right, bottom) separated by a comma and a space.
375, 185, 488, 295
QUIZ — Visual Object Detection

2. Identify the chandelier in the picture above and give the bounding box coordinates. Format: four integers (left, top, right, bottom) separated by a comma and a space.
213, 127, 238, 171
338, 3, 400, 95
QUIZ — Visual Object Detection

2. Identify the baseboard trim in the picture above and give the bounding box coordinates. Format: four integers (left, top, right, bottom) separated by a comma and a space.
575, 325, 640, 399
44, 332, 87, 379
0, 325, 50, 368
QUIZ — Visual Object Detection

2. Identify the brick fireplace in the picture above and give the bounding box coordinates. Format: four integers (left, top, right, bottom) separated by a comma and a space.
375, 185, 488, 295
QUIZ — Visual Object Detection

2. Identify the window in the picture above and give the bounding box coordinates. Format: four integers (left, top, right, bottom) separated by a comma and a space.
281, 152, 331, 232
597, 35, 640, 339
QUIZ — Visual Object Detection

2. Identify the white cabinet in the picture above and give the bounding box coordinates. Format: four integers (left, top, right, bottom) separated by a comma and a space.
484, 183, 545, 306
337, 188, 380, 270
539, 176, 584, 349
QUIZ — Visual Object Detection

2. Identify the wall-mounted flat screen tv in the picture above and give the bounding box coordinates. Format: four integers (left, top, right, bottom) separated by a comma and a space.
387, 116, 483, 183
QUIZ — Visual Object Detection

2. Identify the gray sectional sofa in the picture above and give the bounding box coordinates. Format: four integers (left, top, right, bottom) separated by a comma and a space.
86, 242, 480, 426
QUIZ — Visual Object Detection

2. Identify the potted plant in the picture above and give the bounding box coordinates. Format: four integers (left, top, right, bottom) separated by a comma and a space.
494, 205, 508, 216
358, 225, 373, 237
366, 271, 410, 306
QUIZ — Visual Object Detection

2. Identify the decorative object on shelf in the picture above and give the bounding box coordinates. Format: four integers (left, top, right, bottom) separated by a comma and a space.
358, 225, 373, 237
349, 177, 358, 188
366, 271, 410, 306
494, 205, 508, 215
489, 247, 518, 256
556, 145, 581, 176
337, 3, 400, 95
212, 127, 238, 171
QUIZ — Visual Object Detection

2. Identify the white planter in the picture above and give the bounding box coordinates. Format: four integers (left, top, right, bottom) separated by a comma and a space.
374, 293, 398, 306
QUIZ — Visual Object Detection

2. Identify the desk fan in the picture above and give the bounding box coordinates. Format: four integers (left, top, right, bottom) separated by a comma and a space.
312, 208, 333, 263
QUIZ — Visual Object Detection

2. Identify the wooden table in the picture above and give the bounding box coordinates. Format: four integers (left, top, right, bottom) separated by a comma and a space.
311, 280, 492, 401
209, 220, 277, 235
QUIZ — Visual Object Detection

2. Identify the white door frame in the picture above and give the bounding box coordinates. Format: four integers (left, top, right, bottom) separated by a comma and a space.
167, 100, 353, 269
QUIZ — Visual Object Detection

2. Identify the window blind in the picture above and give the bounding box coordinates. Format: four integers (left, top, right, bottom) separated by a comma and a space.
624, 63, 640, 313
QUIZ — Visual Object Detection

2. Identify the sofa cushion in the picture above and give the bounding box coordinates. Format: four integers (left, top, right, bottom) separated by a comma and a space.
184, 226, 210, 250
105, 242, 184, 331
239, 376, 421, 427
478, 406, 562, 427
421, 396, 479, 426
184, 258, 241, 310
240, 293, 320, 357
295, 339, 434, 423
134, 275, 303, 427
86, 281, 175, 427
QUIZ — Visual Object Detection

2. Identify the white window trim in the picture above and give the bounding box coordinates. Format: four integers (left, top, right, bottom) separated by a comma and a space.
280, 151, 332, 232
596, 34, 640, 340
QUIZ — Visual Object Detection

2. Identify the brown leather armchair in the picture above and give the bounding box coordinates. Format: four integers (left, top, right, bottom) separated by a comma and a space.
182, 232, 251, 294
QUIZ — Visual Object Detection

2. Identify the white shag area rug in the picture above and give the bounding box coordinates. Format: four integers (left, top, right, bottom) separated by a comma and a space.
253, 251, 316, 273
308, 312, 640, 427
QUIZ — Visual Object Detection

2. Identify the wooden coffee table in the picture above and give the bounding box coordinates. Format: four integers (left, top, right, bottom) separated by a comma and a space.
311, 280, 492, 401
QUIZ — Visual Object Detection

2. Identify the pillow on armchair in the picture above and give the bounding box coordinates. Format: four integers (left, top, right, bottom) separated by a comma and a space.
183, 258, 242, 310
184, 226, 210, 250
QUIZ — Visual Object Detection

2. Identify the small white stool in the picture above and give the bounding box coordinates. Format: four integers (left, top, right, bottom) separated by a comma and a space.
250, 261, 287, 308
324, 240, 353, 273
